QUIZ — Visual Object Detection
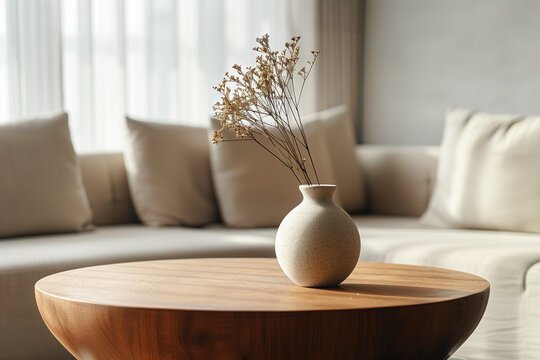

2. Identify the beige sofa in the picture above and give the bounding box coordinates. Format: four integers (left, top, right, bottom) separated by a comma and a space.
1, 145, 540, 360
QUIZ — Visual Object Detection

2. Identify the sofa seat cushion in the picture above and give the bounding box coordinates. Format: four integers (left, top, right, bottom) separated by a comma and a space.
0, 226, 277, 273
356, 216, 540, 360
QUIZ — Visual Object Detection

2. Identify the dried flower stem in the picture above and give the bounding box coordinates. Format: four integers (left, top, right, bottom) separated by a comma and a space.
212, 34, 320, 185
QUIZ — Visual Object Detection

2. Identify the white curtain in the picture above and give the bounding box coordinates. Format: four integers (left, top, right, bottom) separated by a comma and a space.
0, 0, 303, 152
0, 0, 63, 121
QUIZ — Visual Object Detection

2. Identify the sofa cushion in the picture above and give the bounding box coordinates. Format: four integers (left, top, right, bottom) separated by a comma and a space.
125, 117, 219, 227
303, 105, 366, 213
78, 144, 436, 226
422, 107, 540, 233
0, 112, 93, 238
209, 117, 336, 227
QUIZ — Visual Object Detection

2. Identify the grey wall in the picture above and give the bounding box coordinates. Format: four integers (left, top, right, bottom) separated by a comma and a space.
362, 0, 540, 145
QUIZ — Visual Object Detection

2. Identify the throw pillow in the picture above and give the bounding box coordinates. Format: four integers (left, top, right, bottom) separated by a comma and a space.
421, 107, 540, 232
124, 117, 219, 227
0, 112, 93, 238
209, 117, 336, 227
303, 105, 366, 213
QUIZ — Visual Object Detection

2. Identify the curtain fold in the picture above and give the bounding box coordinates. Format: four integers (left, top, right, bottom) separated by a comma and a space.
1, 0, 63, 120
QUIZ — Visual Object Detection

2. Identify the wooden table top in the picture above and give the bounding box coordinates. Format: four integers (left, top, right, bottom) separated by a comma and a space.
35, 258, 489, 312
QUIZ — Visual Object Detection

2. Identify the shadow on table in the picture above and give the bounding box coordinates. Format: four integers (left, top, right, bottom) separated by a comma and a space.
321, 283, 471, 299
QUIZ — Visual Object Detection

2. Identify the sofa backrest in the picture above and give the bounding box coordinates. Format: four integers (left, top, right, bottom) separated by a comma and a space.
78, 146, 439, 225
356, 145, 438, 217
79, 153, 139, 225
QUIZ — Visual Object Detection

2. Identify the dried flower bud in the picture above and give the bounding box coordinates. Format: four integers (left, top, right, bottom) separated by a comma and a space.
211, 130, 223, 144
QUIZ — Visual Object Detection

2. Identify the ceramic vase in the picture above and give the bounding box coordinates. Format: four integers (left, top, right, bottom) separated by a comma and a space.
275, 184, 361, 287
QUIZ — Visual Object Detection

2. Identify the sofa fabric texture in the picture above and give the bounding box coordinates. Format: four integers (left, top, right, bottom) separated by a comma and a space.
124, 117, 219, 226
422, 107, 540, 233
0, 113, 92, 238
209, 116, 336, 227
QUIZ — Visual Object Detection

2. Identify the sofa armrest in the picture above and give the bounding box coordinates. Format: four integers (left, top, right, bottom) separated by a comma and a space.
524, 262, 540, 358
355, 145, 438, 217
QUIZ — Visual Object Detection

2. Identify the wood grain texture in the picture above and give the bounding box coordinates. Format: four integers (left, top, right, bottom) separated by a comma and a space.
35, 258, 489, 360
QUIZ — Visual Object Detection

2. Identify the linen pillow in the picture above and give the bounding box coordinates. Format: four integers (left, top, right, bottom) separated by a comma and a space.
209, 117, 336, 227
124, 117, 218, 227
303, 105, 366, 213
0, 112, 93, 238
421, 107, 540, 232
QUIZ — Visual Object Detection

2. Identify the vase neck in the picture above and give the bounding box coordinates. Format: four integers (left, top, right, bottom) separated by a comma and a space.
299, 184, 336, 204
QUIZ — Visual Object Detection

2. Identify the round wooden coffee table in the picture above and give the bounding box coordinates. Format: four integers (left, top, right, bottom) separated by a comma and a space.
35, 258, 489, 360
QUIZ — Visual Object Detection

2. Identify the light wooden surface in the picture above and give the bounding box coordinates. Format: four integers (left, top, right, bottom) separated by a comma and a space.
35, 258, 489, 360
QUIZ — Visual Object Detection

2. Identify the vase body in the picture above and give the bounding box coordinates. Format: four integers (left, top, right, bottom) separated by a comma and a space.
275, 184, 361, 287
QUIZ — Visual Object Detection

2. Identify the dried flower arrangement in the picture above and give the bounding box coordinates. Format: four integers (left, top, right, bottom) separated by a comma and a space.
212, 34, 320, 185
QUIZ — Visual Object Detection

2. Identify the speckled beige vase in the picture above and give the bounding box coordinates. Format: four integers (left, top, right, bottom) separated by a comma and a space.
275, 184, 361, 287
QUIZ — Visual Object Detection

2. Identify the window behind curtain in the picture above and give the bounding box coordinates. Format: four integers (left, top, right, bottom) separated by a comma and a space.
0, 0, 294, 152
